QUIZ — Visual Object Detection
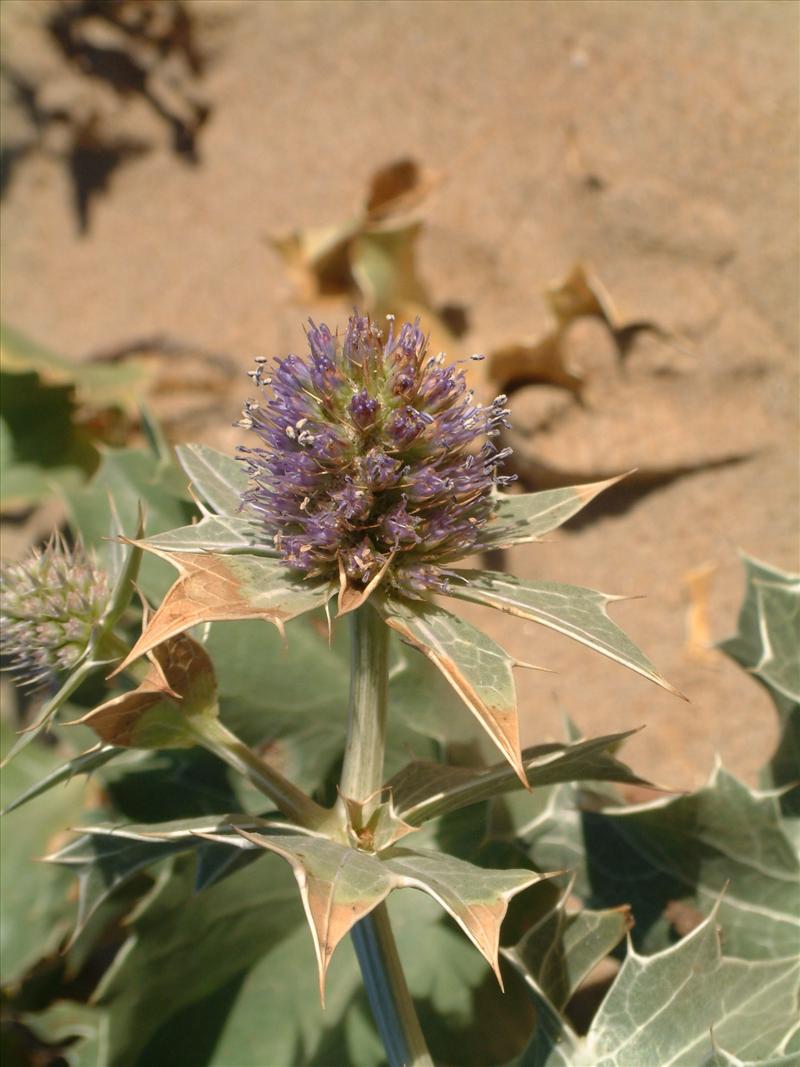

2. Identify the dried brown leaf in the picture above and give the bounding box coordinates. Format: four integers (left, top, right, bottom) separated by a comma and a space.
365, 157, 440, 221
113, 545, 333, 674
487, 331, 583, 396
546, 263, 663, 355
487, 262, 665, 397
77, 632, 216, 748
683, 561, 721, 664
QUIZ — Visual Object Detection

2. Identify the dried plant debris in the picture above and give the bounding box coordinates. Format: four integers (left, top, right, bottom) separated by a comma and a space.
682, 561, 721, 665
271, 157, 442, 322
364, 157, 440, 221
1, 0, 211, 231
488, 264, 767, 494
486, 263, 665, 399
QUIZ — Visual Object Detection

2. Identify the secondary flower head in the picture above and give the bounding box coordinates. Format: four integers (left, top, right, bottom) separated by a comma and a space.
238, 314, 513, 598
0, 536, 110, 687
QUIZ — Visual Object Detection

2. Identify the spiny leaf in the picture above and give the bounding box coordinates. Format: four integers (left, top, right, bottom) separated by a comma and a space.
522, 766, 800, 961
389, 729, 657, 825
74, 814, 287, 844
175, 443, 250, 516
0, 656, 101, 768
718, 555, 800, 810
233, 829, 396, 1002
103, 884, 522, 1067
101, 508, 144, 626
138, 514, 274, 555
85, 850, 507, 1067
1, 743, 120, 815
478, 474, 629, 550
88, 853, 312, 1067
448, 570, 682, 697
511, 904, 800, 1067
202, 613, 451, 802
232, 829, 549, 1000
752, 579, 800, 704
719, 555, 800, 705
337, 551, 394, 617
1, 724, 88, 983
698, 1048, 800, 1067
374, 593, 529, 786
44, 815, 271, 942
381, 847, 548, 990
114, 550, 334, 671
46, 832, 190, 943
62, 445, 192, 601
582, 906, 799, 1066
502, 884, 632, 1012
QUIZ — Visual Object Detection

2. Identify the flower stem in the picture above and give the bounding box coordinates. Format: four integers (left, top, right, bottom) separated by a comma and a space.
197, 718, 332, 832
340, 603, 389, 802
351, 904, 433, 1067
341, 605, 432, 1067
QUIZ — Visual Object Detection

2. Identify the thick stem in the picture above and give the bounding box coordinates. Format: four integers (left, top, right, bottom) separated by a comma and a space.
342, 606, 432, 1067
340, 603, 389, 802
352, 904, 433, 1067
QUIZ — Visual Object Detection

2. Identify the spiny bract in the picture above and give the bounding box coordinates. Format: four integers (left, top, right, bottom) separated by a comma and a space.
238, 314, 514, 597
0, 535, 110, 687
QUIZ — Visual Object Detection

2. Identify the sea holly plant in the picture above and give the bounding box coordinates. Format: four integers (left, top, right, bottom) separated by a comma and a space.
115, 315, 678, 782
15, 313, 797, 1058
1, 311, 691, 1062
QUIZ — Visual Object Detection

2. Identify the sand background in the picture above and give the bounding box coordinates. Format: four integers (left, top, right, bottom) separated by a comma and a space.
1, 0, 798, 791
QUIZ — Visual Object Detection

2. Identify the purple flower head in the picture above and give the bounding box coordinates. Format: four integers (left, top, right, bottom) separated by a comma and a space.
238, 314, 512, 598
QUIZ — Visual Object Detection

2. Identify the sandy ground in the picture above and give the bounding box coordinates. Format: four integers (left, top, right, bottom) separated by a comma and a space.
1, 0, 798, 790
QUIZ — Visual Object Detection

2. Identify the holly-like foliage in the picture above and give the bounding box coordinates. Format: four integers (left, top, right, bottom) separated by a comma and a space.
1, 395, 797, 1067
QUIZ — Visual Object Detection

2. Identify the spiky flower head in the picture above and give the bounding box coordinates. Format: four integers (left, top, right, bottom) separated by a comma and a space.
238, 314, 514, 598
0, 536, 110, 687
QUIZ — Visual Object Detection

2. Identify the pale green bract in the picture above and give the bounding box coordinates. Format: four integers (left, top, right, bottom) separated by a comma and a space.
447, 570, 679, 695
176, 442, 250, 516
509, 903, 800, 1067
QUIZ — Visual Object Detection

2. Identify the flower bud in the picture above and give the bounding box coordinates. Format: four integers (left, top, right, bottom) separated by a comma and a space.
1, 536, 110, 687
